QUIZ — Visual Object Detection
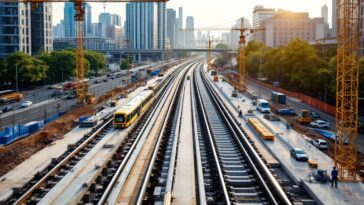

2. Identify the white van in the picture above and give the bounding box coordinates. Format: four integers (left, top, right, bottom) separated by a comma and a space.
257, 99, 270, 113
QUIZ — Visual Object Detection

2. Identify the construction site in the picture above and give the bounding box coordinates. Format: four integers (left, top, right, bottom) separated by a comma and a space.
0, 0, 363, 205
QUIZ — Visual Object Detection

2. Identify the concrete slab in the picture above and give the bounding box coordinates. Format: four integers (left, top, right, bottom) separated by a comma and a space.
207, 72, 364, 205
0, 79, 158, 202
172, 68, 196, 205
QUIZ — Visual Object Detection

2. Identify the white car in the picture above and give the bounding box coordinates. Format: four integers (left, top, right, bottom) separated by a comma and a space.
290, 148, 308, 161
21, 101, 33, 108
310, 120, 330, 128
312, 139, 328, 149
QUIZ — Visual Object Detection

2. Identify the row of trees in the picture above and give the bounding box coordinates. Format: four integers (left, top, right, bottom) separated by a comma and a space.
243, 39, 363, 105
0, 50, 106, 89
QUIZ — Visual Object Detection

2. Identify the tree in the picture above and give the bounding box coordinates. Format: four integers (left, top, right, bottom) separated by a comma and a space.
215, 43, 228, 50
5, 52, 48, 87
119, 58, 129, 70
245, 40, 266, 57
84, 50, 106, 76
38, 50, 89, 83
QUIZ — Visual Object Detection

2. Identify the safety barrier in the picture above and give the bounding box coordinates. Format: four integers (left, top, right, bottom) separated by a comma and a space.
0, 112, 66, 145
246, 77, 336, 116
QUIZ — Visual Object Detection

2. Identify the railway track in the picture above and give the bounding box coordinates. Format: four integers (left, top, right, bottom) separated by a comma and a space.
5, 113, 114, 205
3, 60, 194, 205
79, 60, 198, 204
135, 61, 201, 205
192, 66, 292, 205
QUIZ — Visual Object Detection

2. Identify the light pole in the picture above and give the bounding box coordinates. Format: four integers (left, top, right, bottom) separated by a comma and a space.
15, 63, 19, 93
259, 49, 262, 97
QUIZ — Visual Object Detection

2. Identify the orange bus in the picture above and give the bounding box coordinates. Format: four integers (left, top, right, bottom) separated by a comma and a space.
0, 91, 23, 104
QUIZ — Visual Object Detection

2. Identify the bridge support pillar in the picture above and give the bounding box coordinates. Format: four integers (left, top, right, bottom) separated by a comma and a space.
138, 52, 142, 63
161, 52, 165, 61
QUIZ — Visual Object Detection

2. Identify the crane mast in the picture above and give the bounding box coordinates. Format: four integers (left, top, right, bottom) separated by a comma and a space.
335, 0, 360, 180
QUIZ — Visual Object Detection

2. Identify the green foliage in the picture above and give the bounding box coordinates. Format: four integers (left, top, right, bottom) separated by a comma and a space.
245, 39, 338, 104
85, 50, 106, 76
214, 43, 228, 50
119, 58, 129, 70
5, 52, 48, 86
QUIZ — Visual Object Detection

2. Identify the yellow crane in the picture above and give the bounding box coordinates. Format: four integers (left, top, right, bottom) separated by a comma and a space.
335, 0, 360, 180
5, 0, 168, 103
183, 18, 265, 91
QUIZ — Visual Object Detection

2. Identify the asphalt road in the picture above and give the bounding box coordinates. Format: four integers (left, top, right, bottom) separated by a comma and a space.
0, 59, 180, 129
0, 76, 127, 129
246, 79, 364, 152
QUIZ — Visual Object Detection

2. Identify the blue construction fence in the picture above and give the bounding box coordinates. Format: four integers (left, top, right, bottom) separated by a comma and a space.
0, 112, 66, 145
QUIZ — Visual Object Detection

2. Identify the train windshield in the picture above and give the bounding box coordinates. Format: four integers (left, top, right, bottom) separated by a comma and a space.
115, 114, 126, 123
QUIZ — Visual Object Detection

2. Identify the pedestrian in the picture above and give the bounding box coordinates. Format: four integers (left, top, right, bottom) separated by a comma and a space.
238, 110, 242, 117
331, 166, 338, 188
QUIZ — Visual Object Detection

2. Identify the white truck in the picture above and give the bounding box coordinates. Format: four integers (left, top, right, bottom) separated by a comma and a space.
257, 99, 271, 113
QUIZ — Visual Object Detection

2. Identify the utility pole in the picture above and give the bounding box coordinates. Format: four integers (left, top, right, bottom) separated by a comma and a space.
15, 63, 19, 93
259, 51, 262, 97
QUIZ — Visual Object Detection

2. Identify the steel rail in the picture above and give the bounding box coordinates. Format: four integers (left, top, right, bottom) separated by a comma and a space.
12, 114, 114, 205
193, 67, 232, 205
97, 60, 195, 205
199, 67, 292, 205
135, 60, 200, 205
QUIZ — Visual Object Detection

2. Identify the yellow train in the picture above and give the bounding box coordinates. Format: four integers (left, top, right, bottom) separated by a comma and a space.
113, 90, 154, 128
247, 118, 275, 141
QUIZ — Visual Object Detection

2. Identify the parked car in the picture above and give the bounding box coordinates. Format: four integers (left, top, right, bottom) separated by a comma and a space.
103, 78, 108, 82
310, 120, 330, 128
290, 148, 308, 161
309, 111, 321, 119
2, 106, 13, 113
312, 139, 328, 149
231, 90, 238, 97
21, 101, 33, 108
277, 108, 296, 116
94, 80, 100, 84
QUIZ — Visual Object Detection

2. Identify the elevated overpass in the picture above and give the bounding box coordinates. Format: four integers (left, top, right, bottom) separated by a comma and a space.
97, 48, 238, 61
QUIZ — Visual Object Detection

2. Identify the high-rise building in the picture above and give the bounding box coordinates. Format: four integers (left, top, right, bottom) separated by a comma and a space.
99, 12, 111, 38
63, 2, 75, 37
156, 3, 166, 49
53, 20, 64, 38
0, 3, 32, 58
176, 7, 184, 48
31, 2, 53, 54
264, 11, 325, 47
92, 22, 104, 37
321, 4, 328, 23
110, 14, 121, 26
84, 3, 92, 36
166, 8, 176, 48
125, 3, 155, 49
252, 5, 276, 43
125, 2, 165, 50
185, 16, 195, 48
332, 0, 337, 37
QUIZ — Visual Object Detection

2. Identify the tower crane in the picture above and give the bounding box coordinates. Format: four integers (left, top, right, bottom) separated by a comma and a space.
183, 18, 265, 91
3, 0, 168, 103
335, 0, 360, 180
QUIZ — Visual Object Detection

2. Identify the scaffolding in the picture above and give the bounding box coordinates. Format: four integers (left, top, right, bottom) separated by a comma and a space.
335, 0, 360, 180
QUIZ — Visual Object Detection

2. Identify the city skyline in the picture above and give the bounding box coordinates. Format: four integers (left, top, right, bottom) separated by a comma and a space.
51, 0, 331, 28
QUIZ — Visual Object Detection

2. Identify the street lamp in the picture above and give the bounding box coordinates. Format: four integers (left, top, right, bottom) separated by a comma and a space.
15, 63, 19, 93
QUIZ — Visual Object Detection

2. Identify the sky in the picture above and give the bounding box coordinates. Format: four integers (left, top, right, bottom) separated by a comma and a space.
52, 0, 331, 28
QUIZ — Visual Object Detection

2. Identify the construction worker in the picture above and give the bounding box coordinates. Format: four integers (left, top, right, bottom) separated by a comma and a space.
238, 110, 242, 117
331, 167, 338, 188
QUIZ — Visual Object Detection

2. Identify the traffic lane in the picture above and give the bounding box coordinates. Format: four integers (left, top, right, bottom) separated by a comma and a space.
246, 80, 336, 130
0, 77, 126, 127
0, 98, 74, 128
